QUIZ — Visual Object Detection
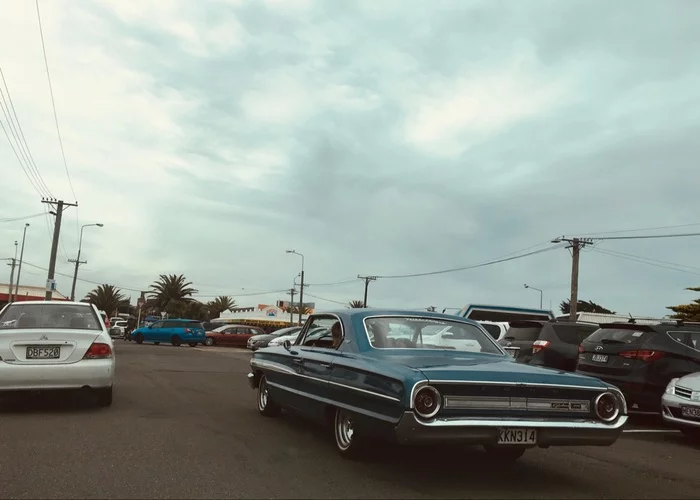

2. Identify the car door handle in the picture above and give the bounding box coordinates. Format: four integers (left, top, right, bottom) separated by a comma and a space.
320, 363, 331, 368
293, 358, 303, 365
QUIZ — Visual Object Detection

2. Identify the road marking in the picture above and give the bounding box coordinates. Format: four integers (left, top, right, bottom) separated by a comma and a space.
623, 429, 679, 433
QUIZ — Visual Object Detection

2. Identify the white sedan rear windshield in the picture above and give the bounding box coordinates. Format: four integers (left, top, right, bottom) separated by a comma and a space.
365, 316, 504, 354
0, 304, 102, 331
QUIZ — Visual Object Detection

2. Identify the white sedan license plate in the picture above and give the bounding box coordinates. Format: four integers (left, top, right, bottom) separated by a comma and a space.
681, 406, 700, 418
26, 346, 60, 359
498, 428, 537, 445
592, 354, 608, 363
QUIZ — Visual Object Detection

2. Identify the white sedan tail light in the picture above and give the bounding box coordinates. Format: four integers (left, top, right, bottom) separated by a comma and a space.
83, 342, 113, 359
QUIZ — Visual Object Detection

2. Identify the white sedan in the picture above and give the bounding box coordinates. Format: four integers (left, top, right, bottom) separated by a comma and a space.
662, 373, 700, 439
0, 300, 115, 406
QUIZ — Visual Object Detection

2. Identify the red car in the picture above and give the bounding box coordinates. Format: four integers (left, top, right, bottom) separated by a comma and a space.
205, 324, 265, 347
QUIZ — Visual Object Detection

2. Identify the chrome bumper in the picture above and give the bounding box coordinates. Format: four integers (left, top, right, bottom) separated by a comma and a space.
394, 411, 627, 447
661, 393, 700, 428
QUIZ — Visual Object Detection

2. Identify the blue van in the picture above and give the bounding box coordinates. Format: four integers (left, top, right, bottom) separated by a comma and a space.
131, 318, 206, 347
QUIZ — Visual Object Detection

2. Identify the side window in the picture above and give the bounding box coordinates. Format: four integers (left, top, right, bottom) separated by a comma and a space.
151, 321, 163, 329
666, 330, 700, 351
164, 321, 180, 329
298, 316, 343, 349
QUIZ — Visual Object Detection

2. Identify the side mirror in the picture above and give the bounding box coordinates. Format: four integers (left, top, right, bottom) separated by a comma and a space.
283, 339, 292, 351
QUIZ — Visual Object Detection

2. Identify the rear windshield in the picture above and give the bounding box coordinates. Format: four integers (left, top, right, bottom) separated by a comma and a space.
503, 324, 544, 341
549, 324, 599, 344
0, 303, 102, 331
480, 323, 502, 339
585, 328, 655, 344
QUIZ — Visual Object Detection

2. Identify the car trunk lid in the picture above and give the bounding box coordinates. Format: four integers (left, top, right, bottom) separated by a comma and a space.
497, 320, 546, 363
0, 329, 103, 364
578, 324, 658, 375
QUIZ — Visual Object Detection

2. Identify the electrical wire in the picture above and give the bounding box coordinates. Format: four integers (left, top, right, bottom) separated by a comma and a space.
0, 67, 54, 198
576, 222, 700, 237
0, 212, 46, 223
588, 248, 700, 276
306, 278, 360, 287
304, 292, 349, 306
0, 102, 46, 198
373, 244, 565, 279
568, 231, 700, 241
588, 247, 700, 272
35, 0, 77, 205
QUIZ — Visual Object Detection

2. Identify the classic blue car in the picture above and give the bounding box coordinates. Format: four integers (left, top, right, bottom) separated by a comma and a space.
131, 318, 206, 347
248, 309, 628, 460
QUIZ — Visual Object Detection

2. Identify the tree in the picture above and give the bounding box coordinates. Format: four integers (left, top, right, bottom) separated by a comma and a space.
559, 299, 615, 315
147, 274, 198, 314
86, 285, 129, 316
348, 300, 364, 308
207, 296, 236, 318
667, 287, 700, 321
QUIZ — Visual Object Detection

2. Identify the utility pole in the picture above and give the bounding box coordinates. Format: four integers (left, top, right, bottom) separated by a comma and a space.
68, 256, 87, 300
551, 237, 593, 321
14, 223, 29, 301
288, 288, 296, 326
358, 275, 377, 307
42, 199, 78, 301
8, 241, 18, 302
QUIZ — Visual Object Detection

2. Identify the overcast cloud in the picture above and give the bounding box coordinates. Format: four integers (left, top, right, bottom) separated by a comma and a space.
1, 0, 699, 317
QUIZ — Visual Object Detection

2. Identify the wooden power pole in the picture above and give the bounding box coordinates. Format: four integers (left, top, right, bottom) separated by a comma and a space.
358, 275, 377, 307
41, 199, 78, 300
552, 237, 593, 321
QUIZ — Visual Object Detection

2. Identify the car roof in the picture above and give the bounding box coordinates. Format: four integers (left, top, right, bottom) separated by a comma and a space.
6, 300, 92, 307
166, 318, 201, 322
315, 308, 482, 325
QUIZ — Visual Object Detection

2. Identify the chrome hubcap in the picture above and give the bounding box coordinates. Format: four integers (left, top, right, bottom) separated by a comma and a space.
336, 411, 354, 450
259, 383, 268, 410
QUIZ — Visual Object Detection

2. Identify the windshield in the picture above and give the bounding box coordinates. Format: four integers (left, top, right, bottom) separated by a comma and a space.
0, 303, 102, 331
585, 327, 655, 344
364, 316, 504, 354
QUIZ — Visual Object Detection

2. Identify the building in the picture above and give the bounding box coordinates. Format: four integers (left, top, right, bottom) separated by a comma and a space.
0, 283, 68, 308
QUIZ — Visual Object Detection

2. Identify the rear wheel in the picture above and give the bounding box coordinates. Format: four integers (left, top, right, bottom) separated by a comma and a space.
188, 342, 197, 347
257, 375, 281, 417
135, 334, 144, 344
204, 337, 214, 346
483, 446, 527, 462
95, 387, 113, 407
334, 408, 367, 459
171, 335, 182, 347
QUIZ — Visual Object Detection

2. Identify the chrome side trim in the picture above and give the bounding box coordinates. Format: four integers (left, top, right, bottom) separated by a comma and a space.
249, 357, 400, 402
443, 395, 591, 413
403, 412, 628, 430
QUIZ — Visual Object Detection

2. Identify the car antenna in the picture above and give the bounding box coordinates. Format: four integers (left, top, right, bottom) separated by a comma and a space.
627, 313, 636, 324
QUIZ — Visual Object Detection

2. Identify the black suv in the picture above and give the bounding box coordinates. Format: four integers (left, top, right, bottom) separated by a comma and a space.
498, 320, 599, 371
576, 321, 700, 411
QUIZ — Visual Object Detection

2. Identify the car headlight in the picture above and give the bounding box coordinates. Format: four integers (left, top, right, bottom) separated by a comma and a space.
594, 392, 621, 422
665, 377, 679, 395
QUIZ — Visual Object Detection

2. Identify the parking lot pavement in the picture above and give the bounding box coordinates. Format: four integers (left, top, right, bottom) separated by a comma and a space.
0, 343, 699, 499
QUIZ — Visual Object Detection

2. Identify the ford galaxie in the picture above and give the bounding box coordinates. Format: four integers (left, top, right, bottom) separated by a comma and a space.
247, 309, 627, 460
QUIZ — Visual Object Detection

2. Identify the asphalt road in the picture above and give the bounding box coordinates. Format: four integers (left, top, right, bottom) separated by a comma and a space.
0, 343, 699, 499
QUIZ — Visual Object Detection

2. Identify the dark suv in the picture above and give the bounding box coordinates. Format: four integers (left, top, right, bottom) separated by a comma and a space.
498, 320, 599, 371
576, 321, 700, 411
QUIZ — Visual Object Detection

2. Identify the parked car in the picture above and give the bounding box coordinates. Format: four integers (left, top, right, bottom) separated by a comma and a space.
0, 300, 115, 406
131, 319, 206, 347
478, 321, 509, 341
98, 310, 111, 329
205, 324, 265, 347
576, 321, 700, 411
248, 309, 627, 461
109, 320, 128, 339
499, 320, 599, 372
247, 326, 302, 351
268, 327, 313, 347
662, 372, 700, 439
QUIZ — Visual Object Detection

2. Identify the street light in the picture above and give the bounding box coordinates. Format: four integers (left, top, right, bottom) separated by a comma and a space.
7, 241, 18, 302
13, 223, 29, 302
523, 283, 543, 309
286, 250, 304, 325
70, 223, 104, 301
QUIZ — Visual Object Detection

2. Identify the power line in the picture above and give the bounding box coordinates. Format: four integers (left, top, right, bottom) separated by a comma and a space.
372, 244, 564, 279
35, 0, 77, 204
576, 222, 700, 237
0, 67, 54, 198
588, 248, 700, 276
561, 231, 700, 241
588, 247, 700, 272
0, 212, 46, 223
305, 292, 348, 306
306, 278, 359, 287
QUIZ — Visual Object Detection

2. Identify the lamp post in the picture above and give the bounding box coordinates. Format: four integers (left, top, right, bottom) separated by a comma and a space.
286, 250, 304, 325
70, 223, 104, 301
8, 241, 18, 302
523, 283, 543, 309
13, 223, 29, 302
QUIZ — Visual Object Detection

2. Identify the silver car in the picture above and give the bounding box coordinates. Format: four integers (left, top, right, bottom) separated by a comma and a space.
662, 373, 700, 439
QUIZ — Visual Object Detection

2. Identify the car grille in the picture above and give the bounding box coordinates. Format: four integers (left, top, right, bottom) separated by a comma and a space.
431, 383, 599, 418
675, 386, 693, 400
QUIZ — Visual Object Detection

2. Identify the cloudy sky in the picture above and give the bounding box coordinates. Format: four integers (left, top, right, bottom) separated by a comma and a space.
1, 0, 699, 317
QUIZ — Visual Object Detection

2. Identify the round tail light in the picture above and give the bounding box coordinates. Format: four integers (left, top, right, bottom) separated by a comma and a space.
413, 386, 441, 419
594, 392, 620, 422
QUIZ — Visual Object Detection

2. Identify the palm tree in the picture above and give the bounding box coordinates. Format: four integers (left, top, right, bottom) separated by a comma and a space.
175, 300, 209, 321
207, 296, 236, 318
86, 285, 129, 316
348, 300, 365, 308
148, 274, 198, 314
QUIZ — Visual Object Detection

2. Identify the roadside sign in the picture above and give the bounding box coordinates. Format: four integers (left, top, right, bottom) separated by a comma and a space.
45, 279, 56, 292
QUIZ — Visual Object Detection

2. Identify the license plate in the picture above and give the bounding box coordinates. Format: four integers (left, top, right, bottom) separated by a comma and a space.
26, 346, 60, 359
498, 428, 537, 445
592, 354, 608, 363
681, 406, 700, 418
504, 347, 519, 358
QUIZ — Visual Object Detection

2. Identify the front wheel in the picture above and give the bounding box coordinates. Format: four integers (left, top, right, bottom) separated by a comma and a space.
334, 408, 367, 459
257, 375, 281, 417
135, 334, 144, 344
483, 446, 527, 462
204, 337, 214, 346
171, 335, 182, 347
